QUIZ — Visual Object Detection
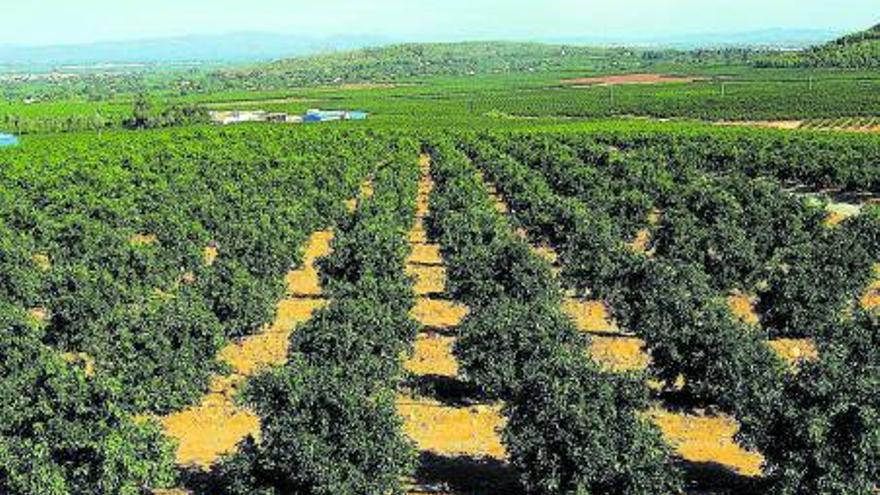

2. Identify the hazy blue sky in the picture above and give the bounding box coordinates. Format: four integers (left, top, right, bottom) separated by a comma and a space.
4, 0, 878, 45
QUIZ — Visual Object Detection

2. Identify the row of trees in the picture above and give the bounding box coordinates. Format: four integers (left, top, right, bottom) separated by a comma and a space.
502, 132, 880, 337
0, 303, 177, 494
468, 137, 779, 405
427, 140, 683, 494
211, 140, 422, 494
580, 127, 880, 193
123, 94, 209, 130
473, 132, 879, 494
1, 124, 875, 493
1, 126, 378, 413
0, 97, 208, 135
0, 126, 383, 493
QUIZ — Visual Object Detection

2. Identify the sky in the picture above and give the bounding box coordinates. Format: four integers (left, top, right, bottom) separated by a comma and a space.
3, 0, 878, 46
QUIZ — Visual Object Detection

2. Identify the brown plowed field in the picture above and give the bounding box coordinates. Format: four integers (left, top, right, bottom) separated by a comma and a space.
563, 73, 702, 86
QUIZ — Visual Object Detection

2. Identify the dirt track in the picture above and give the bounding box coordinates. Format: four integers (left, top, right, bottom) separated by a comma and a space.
159, 183, 373, 470
400, 155, 510, 495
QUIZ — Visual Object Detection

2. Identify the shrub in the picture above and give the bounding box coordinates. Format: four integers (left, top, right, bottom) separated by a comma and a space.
623, 260, 785, 406
652, 174, 825, 291
445, 236, 559, 309
455, 298, 588, 399
290, 296, 418, 388
213, 359, 416, 495
0, 224, 43, 307
0, 303, 176, 495
740, 311, 880, 494
199, 257, 286, 339
504, 354, 682, 495
318, 212, 413, 306
556, 206, 645, 301
92, 289, 226, 414
760, 210, 880, 337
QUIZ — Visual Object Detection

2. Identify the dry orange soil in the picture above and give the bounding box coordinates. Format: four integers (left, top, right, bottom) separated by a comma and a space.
717, 120, 805, 130
484, 182, 767, 481
399, 156, 507, 495
717, 120, 880, 133
563, 73, 702, 86
159, 184, 373, 470
160, 230, 333, 469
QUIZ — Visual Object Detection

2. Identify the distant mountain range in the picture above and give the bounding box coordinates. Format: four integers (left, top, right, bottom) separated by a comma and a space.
0, 28, 849, 69
0, 32, 394, 68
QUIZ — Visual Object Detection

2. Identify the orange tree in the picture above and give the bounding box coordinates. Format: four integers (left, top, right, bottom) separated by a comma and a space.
212, 139, 420, 495
0, 303, 176, 494
428, 139, 682, 495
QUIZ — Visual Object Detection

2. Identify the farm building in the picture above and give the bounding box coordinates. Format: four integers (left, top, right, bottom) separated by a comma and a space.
267, 112, 303, 123
303, 109, 368, 122
209, 109, 365, 125
209, 110, 268, 125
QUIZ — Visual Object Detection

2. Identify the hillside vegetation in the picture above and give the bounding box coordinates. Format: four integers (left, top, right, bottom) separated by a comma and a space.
211, 41, 768, 89
218, 42, 644, 86
3, 41, 646, 101
759, 23, 880, 68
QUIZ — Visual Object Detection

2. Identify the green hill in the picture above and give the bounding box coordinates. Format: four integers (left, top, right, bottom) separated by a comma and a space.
214, 40, 766, 90
215, 42, 647, 87
759, 23, 880, 68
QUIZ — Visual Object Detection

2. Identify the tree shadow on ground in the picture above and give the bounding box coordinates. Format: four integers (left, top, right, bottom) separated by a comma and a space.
402, 373, 487, 407
678, 458, 767, 495
419, 324, 459, 337
411, 451, 522, 495
651, 388, 723, 414
175, 465, 219, 495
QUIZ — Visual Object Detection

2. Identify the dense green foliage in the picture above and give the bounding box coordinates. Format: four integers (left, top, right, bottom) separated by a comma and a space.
0, 303, 177, 494
429, 140, 683, 494
759, 23, 880, 69
0, 41, 748, 102
505, 353, 683, 495
467, 129, 880, 493
645, 171, 825, 289
740, 310, 880, 495
0, 126, 374, 414
1, 79, 878, 494
2, 32, 879, 134
759, 206, 880, 336
231, 42, 647, 87
468, 136, 784, 405
214, 360, 413, 495
213, 141, 420, 495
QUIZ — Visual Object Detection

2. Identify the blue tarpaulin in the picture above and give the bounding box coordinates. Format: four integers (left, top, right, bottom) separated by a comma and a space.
303, 109, 368, 123
0, 133, 19, 147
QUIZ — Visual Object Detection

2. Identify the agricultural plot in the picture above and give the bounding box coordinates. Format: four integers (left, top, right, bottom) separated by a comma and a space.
721, 117, 880, 133
465, 130, 879, 493
0, 122, 878, 495
399, 155, 508, 494
480, 156, 763, 481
